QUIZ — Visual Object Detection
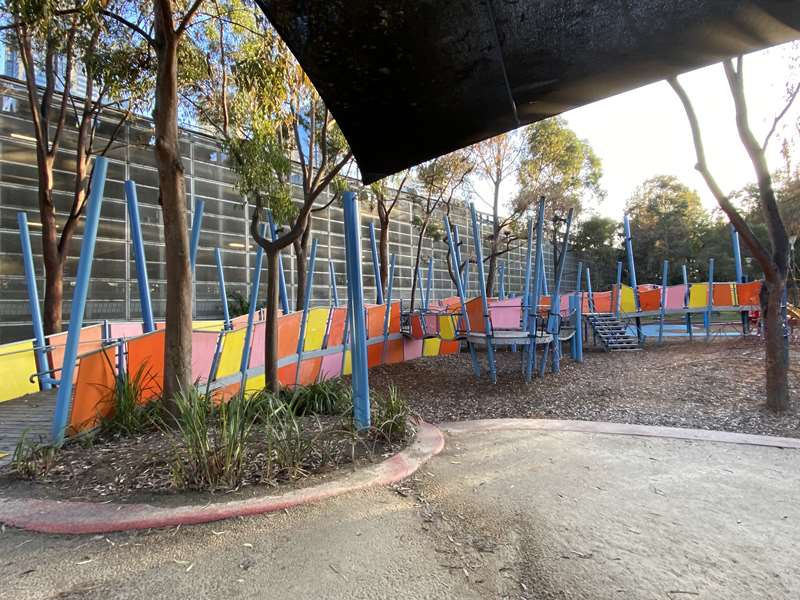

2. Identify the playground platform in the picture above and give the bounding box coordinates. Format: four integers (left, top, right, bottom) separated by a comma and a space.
0, 389, 54, 465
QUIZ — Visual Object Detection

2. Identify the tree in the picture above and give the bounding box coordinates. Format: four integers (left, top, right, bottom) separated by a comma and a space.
412, 150, 474, 308
471, 131, 525, 295
669, 53, 799, 413
571, 215, 621, 289
625, 176, 710, 283
286, 68, 352, 310
514, 117, 604, 273
3, 0, 151, 333
370, 170, 410, 295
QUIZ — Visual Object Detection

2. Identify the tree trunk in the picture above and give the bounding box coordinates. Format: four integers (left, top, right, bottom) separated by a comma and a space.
293, 218, 311, 311
485, 178, 501, 296
761, 277, 790, 412
264, 249, 280, 393
378, 215, 390, 294
410, 220, 428, 309
38, 164, 63, 335
153, 7, 192, 405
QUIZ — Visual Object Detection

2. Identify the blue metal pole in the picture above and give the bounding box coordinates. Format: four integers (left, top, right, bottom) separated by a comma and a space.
295, 238, 318, 385
683, 264, 693, 340
527, 200, 546, 381
267, 210, 290, 315
124, 181, 155, 333
445, 215, 480, 377
586, 268, 595, 313
463, 260, 472, 297
415, 266, 426, 311
425, 255, 434, 308
52, 157, 108, 444
498, 262, 506, 300
328, 260, 340, 307
381, 254, 397, 361
731, 224, 749, 335
574, 293, 583, 362
240, 223, 267, 378
575, 261, 583, 293
706, 258, 714, 341
343, 192, 370, 429
18, 212, 50, 390
548, 209, 574, 375
615, 261, 623, 317
624, 214, 643, 342
658, 260, 669, 344
540, 253, 549, 296
215, 248, 231, 329
189, 199, 204, 274
368, 222, 383, 304
469, 203, 497, 383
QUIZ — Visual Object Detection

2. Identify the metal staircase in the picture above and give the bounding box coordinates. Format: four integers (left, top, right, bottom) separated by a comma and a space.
586, 313, 641, 351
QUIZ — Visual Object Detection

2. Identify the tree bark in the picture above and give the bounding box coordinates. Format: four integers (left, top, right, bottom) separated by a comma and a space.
264, 249, 280, 393
378, 214, 390, 294
762, 277, 790, 412
293, 213, 312, 310
485, 177, 501, 296
153, 0, 192, 405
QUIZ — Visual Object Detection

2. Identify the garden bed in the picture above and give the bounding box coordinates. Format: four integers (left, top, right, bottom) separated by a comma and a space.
369, 337, 800, 439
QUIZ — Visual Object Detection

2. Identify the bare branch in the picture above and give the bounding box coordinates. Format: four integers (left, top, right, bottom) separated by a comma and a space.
176, 0, 205, 36
101, 9, 155, 46
763, 81, 800, 150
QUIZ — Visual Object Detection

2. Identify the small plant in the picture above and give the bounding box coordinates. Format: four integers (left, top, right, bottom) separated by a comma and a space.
11, 431, 57, 478
101, 364, 157, 436
264, 401, 315, 481
373, 385, 411, 441
279, 380, 352, 416
166, 387, 259, 490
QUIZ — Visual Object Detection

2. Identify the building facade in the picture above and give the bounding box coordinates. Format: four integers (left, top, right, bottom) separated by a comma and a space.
0, 77, 576, 344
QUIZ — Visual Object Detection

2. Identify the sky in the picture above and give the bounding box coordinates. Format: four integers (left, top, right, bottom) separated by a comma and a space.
473, 41, 799, 223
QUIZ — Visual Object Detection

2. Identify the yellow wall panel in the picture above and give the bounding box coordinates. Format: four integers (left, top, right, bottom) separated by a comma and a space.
0, 340, 39, 402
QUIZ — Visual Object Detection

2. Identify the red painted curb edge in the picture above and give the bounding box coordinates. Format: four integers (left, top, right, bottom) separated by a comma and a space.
0, 420, 445, 535
440, 419, 800, 450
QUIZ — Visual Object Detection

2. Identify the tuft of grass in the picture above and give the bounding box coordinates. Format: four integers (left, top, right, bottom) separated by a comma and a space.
279, 379, 352, 416
166, 387, 259, 491
11, 431, 57, 478
101, 364, 158, 436
372, 385, 411, 442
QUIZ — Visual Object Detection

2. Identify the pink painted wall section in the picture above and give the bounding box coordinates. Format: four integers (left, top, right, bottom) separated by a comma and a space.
319, 353, 344, 380
248, 322, 266, 369
191, 331, 220, 383
664, 285, 687, 310
108, 322, 143, 340
489, 298, 522, 330
403, 338, 423, 360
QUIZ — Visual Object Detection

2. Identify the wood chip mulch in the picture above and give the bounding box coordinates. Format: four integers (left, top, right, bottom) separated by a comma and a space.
369, 338, 800, 439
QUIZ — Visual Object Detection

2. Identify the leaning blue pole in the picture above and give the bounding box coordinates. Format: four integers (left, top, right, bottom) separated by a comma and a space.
381, 254, 397, 362
189, 199, 204, 274
368, 222, 384, 304
267, 210, 290, 314
470, 203, 497, 383
452, 224, 466, 291
425, 255, 434, 308
658, 260, 669, 344
18, 212, 50, 390
445, 215, 480, 377
52, 157, 108, 444
585, 269, 595, 313
215, 248, 231, 330
528, 199, 546, 381
295, 238, 318, 385
683, 264, 693, 340
706, 258, 714, 341
731, 225, 749, 335
240, 223, 267, 380
548, 209, 574, 375
498, 262, 506, 300
124, 180, 155, 333
328, 260, 340, 307
623, 214, 642, 341
343, 192, 370, 429
615, 261, 623, 317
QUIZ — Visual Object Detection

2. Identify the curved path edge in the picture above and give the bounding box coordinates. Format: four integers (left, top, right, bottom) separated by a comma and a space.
441, 418, 800, 449
0, 420, 445, 535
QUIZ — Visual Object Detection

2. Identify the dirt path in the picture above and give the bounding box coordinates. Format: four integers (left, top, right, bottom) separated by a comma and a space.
370, 339, 800, 438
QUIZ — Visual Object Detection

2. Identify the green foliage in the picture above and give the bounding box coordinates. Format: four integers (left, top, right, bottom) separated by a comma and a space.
278, 380, 352, 417
572, 215, 622, 289
515, 117, 604, 222
372, 385, 411, 442
11, 431, 56, 478
101, 364, 159, 437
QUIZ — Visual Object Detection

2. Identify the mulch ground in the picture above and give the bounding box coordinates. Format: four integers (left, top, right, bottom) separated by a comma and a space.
369, 337, 800, 439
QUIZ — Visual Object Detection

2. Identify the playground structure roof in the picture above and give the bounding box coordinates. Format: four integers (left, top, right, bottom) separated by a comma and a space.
255, 1, 800, 183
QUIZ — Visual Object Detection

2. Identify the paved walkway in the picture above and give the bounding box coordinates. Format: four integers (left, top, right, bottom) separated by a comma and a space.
1, 422, 798, 599
0, 390, 54, 464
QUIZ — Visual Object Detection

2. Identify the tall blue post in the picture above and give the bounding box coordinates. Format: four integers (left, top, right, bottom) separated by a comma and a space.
381, 254, 397, 361
343, 192, 370, 429
658, 260, 669, 344
623, 214, 642, 341
586, 269, 595, 313
571, 294, 583, 362
124, 181, 155, 333
706, 258, 714, 340
445, 215, 480, 376
683, 264, 693, 340
528, 199, 546, 381
215, 248, 231, 329
498, 262, 506, 300
328, 260, 340, 307
267, 210, 290, 315
425, 255, 434, 308
615, 261, 623, 317
52, 157, 108, 444
189, 199, 204, 273
295, 239, 318, 385
452, 224, 466, 291
575, 261, 583, 293
368, 222, 384, 304
548, 209, 574, 375
731, 225, 749, 335
240, 223, 267, 379
18, 212, 50, 389
469, 203, 497, 383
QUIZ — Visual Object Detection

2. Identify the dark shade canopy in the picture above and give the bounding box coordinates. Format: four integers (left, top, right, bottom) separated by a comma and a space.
257, 1, 800, 183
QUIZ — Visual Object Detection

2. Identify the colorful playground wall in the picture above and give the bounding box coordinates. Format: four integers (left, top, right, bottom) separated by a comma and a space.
0, 280, 765, 435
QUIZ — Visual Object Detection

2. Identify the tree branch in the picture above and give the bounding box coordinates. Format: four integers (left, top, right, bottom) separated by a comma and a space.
763, 81, 800, 150
176, 0, 205, 36
101, 9, 155, 46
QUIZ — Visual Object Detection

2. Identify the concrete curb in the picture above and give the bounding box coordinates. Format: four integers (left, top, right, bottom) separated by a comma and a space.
0, 421, 445, 535
440, 419, 800, 449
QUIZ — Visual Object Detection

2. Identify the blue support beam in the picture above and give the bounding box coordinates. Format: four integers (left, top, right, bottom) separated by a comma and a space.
527, 199, 546, 381
343, 192, 370, 429
425, 255, 434, 308
267, 211, 290, 315
124, 181, 155, 333
52, 157, 108, 444
586, 268, 595, 313
215, 248, 231, 330
452, 224, 465, 291
18, 212, 50, 389
615, 261, 623, 317
240, 223, 267, 380
329, 260, 340, 307
381, 254, 397, 361
445, 215, 480, 377
189, 199, 204, 274
658, 260, 669, 344
731, 224, 749, 335
706, 258, 714, 340
463, 260, 472, 296
575, 261, 583, 293
498, 261, 506, 300
469, 203, 497, 383
547, 210, 574, 375
368, 222, 384, 304
683, 264, 693, 340
295, 238, 318, 385
623, 214, 642, 342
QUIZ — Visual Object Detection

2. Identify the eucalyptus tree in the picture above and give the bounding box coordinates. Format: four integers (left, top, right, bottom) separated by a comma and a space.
370, 170, 410, 295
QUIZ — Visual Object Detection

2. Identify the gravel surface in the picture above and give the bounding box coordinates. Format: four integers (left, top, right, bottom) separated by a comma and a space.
369, 338, 800, 438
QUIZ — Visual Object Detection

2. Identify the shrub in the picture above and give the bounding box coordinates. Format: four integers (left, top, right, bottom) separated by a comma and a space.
11, 431, 56, 478
373, 385, 411, 441
279, 379, 352, 416
101, 364, 157, 436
